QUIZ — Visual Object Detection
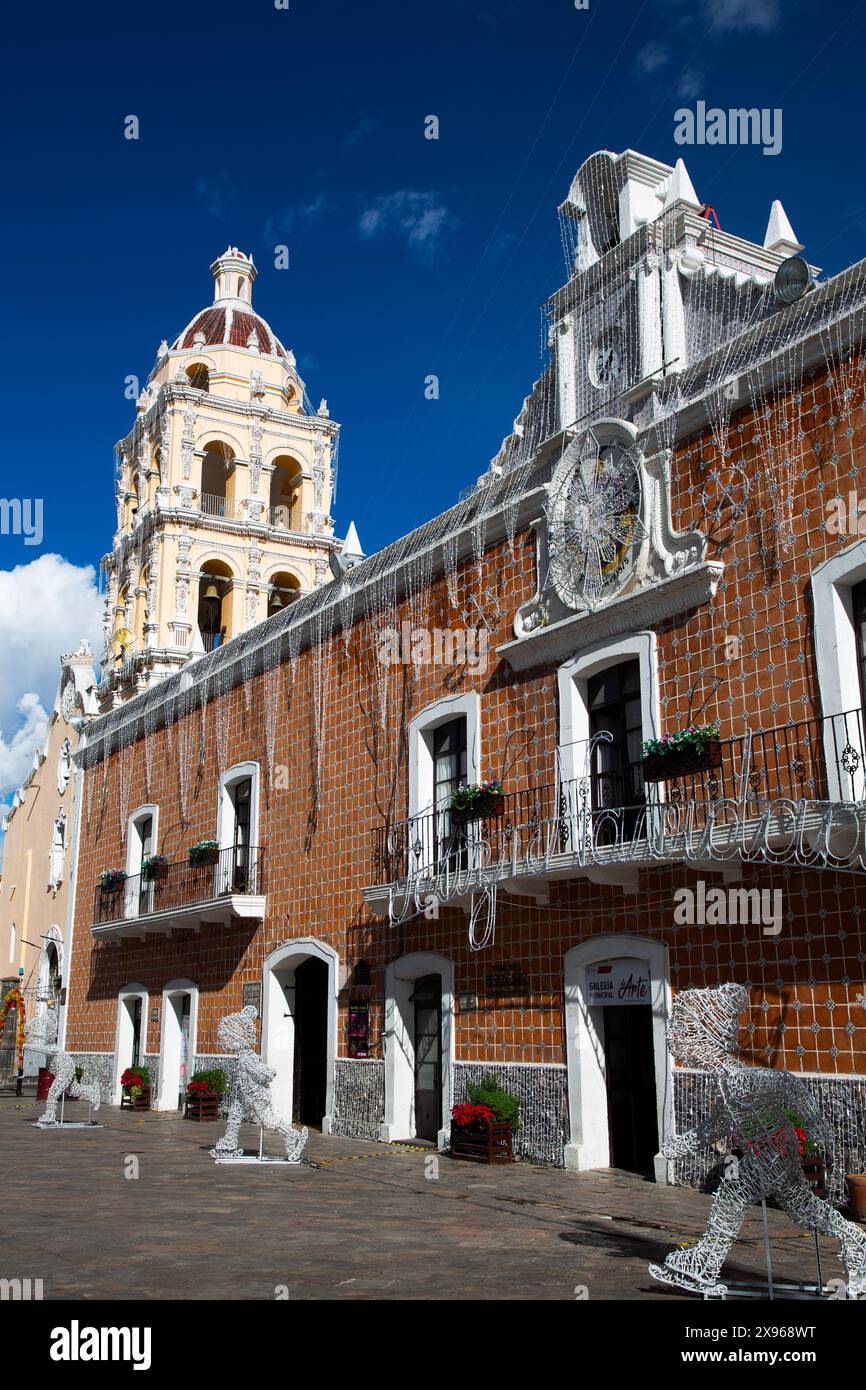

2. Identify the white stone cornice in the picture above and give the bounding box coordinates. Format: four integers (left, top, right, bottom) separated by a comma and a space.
499, 560, 723, 671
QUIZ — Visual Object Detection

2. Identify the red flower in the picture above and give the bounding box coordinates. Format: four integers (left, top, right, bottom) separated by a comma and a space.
187, 1080, 210, 1095
121, 1068, 144, 1089
452, 1103, 495, 1129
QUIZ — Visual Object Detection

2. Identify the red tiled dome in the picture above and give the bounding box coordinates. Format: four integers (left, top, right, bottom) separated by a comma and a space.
172, 305, 286, 356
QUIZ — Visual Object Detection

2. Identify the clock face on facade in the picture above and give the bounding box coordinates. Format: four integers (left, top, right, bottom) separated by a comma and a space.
589, 328, 624, 389
546, 429, 643, 612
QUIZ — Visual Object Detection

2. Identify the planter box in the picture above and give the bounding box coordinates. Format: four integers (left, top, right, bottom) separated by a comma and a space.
184, 1091, 221, 1121
99, 883, 125, 898
450, 1118, 513, 1165
120, 1085, 152, 1111
189, 848, 219, 867
452, 792, 505, 825
143, 864, 169, 882
846, 1173, 866, 1220
641, 739, 722, 784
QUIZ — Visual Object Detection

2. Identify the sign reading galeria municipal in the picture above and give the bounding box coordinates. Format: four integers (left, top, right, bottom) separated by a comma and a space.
586, 959, 650, 1007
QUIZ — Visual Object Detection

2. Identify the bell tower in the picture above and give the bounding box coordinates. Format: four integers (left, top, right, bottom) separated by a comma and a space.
100, 248, 346, 709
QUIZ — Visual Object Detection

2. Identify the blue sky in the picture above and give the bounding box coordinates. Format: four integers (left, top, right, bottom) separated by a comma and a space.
0, 0, 864, 797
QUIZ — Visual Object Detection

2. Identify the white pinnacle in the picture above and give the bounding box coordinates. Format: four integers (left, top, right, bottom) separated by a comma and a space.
663, 159, 702, 212
763, 200, 804, 256
342, 520, 364, 559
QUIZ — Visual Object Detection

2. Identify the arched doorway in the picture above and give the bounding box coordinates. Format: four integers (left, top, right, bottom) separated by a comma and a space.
380, 951, 454, 1148
157, 979, 198, 1111
113, 984, 149, 1104
564, 935, 672, 1181
261, 940, 337, 1132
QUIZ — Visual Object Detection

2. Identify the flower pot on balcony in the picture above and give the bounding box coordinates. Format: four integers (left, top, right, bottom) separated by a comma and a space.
451, 791, 505, 824
189, 846, 219, 867
846, 1173, 866, 1220
641, 739, 722, 784
450, 1117, 513, 1165
142, 860, 169, 882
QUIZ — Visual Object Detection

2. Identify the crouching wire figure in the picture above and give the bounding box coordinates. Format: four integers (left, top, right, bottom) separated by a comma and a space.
650, 983, 866, 1299
210, 1005, 308, 1163
24, 1007, 101, 1127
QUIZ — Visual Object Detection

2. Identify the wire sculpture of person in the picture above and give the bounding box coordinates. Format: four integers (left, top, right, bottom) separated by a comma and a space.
210, 1005, 308, 1163
650, 982, 866, 1298
24, 1006, 101, 1127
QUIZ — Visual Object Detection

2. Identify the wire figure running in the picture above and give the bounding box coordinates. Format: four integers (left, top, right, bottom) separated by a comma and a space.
650, 983, 866, 1299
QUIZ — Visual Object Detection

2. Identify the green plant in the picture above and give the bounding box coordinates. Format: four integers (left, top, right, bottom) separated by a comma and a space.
641, 720, 721, 761
74, 1065, 83, 1082
466, 1072, 520, 1133
190, 1067, 227, 1096
450, 781, 504, 812
188, 839, 220, 865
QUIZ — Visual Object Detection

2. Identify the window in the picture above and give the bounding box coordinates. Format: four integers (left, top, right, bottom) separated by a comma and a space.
218, 764, 260, 893
433, 717, 467, 866
187, 364, 209, 392
48, 811, 67, 890
588, 660, 644, 819
127, 805, 159, 916
852, 580, 866, 714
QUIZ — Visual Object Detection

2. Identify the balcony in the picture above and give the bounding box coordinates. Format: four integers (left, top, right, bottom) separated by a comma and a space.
364, 709, 866, 914
91, 846, 266, 940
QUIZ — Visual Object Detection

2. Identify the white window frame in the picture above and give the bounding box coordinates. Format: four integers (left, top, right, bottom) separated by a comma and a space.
557, 630, 660, 787
125, 804, 159, 918
217, 761, 260, 851
407, 694, 481, 873
811, 542, 866, 800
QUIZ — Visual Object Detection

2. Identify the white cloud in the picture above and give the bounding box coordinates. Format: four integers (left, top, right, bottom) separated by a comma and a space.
706, 0, 780, 31
358, 191, 452, 256
0, 693, 49, 798
638, 42, 670, 73
263, 195, 329, 244
0, 554, 103, 799
678, 69, 704, 99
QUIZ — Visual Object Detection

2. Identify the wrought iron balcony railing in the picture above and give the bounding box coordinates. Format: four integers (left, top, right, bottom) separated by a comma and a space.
369, 708, 866, 890
93, 846, 266, 927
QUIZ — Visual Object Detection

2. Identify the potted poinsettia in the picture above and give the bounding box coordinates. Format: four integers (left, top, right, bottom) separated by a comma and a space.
785, 1107, 827, 1195
184, 1068, 227, 1121
141, 854, 170, 882
188, 839, 220, 867
100, 868, 127, 894
641, 720, 722, 783
450, 780, 505, 824
120, 1065, 152, 1111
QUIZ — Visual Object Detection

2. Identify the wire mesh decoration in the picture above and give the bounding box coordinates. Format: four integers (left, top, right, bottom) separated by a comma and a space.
23, 1005, 101, 1127
649, 984, 866, 1298
210, 1006, 308, 1163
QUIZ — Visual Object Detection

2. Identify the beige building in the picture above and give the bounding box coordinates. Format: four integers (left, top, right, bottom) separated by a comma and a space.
100, 247, 359, 710
0, 642, 98, 1076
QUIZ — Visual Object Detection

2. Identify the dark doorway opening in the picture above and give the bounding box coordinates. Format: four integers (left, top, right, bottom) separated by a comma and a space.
130, 998, 142, 1069
602, 1004, 658, 1173
292, 958, 328, 1128
588, 659, 645, 842
411, 974, 442, 1142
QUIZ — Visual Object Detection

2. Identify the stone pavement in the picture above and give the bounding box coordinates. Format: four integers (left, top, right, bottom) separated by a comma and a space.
0, 1098, 858, 1301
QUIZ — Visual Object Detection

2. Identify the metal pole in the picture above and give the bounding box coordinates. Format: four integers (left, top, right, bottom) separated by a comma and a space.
760, 1199, 774, 1300
258, 1125, 264, 1160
